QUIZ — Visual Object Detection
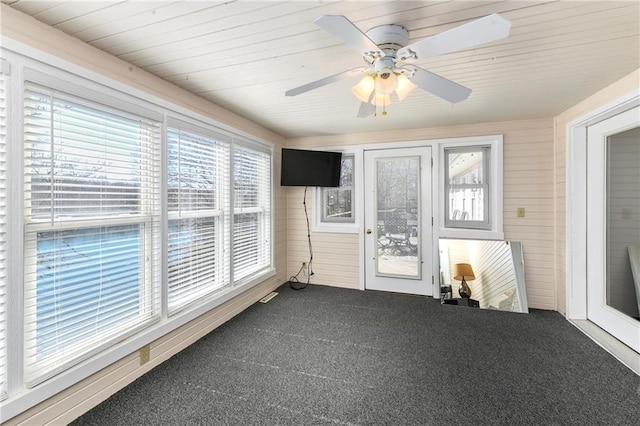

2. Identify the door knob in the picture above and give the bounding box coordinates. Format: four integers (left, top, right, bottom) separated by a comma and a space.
366, 228, 372, 234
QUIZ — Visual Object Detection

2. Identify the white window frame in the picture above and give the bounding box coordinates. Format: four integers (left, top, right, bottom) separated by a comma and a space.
313, 149, 362, 234
0, 41, 275, 423
443, 145, 491, 229
166, 117, 232, 315
438, 136, 503, 240
232, 140, 274, 284
21, 71, 163, 387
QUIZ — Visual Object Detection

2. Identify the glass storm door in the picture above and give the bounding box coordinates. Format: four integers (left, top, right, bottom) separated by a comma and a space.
586, 105, 640, 353
364, 147, 432, 295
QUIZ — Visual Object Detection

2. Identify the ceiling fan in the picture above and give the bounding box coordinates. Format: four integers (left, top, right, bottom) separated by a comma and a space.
285, 13, 511, 117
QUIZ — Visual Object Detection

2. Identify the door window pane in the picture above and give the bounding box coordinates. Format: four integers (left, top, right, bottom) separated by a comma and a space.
375, 157, 420, 278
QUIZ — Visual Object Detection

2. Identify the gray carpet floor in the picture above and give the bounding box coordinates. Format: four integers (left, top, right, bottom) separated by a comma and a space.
72, 283, 640, 425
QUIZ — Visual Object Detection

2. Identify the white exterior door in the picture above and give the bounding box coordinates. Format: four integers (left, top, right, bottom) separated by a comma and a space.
586, 105, 639, 353
363, 147, 433, 295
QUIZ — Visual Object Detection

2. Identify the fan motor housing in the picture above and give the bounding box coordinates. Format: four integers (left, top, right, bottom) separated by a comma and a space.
365, 24, 409, 57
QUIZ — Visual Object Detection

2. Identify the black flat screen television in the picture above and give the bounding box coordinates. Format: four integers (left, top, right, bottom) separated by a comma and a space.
281, 148, 342, 187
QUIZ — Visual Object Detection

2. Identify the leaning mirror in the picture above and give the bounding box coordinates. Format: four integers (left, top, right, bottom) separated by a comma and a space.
439, 239, 529, 313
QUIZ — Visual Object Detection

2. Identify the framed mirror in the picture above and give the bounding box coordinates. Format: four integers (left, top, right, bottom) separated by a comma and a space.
439, 239, 529, 313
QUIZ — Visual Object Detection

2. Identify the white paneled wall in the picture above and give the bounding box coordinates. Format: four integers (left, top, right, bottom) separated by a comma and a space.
286, 187, 360, 289
286, 118, 556, 310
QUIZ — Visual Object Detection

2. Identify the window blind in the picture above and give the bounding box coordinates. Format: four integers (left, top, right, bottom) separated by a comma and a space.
167, 125, 230, 313
233, 144, 271, 282
23, 81, 161, 386
0, 62, 8, 400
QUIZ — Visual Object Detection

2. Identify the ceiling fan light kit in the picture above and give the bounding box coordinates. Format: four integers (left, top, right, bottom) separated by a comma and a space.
351, 75, 375, 102
395, 74, 417, 101
286, 13, 511, 118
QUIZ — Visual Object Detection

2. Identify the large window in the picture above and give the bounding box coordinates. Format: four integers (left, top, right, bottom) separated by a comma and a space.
22, 81, 161, 386
233, 144, 271, 282
167, 122, 231, 313
0, 50, 274, 419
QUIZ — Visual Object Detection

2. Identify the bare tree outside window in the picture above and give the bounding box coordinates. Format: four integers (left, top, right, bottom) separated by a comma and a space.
321, 154, 354, 223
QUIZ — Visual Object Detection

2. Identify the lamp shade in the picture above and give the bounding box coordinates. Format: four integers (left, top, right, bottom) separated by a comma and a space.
371, 93, 390, 107
351, 75, 375, 102
395, 74, 417, 101
453, 263, 475, 281
374, 72, 398, 95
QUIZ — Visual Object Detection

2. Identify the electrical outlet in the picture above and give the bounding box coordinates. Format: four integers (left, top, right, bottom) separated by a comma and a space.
139, 344, 150, 365
517, 207, 525, 218
302, 261, 307, 268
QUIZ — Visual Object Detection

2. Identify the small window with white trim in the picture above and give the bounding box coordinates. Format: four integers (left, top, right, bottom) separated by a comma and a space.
444, 146, 490, 229
439, 136, 503, 240
322, 153, 355, 223
314, 152, 360, 233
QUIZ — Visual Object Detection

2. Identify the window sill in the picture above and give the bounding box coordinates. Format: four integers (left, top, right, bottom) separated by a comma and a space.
312, 224, 359, 234
439, 228, 504, 241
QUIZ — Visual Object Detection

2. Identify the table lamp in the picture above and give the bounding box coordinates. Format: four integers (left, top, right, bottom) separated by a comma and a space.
453, 263, 475, 298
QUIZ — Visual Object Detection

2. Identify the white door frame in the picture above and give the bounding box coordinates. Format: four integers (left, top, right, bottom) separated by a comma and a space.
585, 107, 639, 351
363, 147, 433, 295
566, 90, 640, 320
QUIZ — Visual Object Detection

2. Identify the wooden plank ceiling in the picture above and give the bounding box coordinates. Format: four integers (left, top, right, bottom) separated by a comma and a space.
3, 0, 639, 138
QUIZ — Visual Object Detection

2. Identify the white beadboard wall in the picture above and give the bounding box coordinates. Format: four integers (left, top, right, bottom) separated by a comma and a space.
286, 189, 360, 289
286, 118, 557, 310
2, 7, 288, 426
553, 68, 640, 315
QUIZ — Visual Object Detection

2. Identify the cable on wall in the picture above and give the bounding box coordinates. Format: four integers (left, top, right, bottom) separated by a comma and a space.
289, 186, 314, 290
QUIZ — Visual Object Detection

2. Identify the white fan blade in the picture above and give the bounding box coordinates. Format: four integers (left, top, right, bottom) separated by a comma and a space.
357, 101, 375, 118
398, 13, 511, 61
285, 67, 366, 97
315, 15, 383, 56
409, 67, 471, 103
